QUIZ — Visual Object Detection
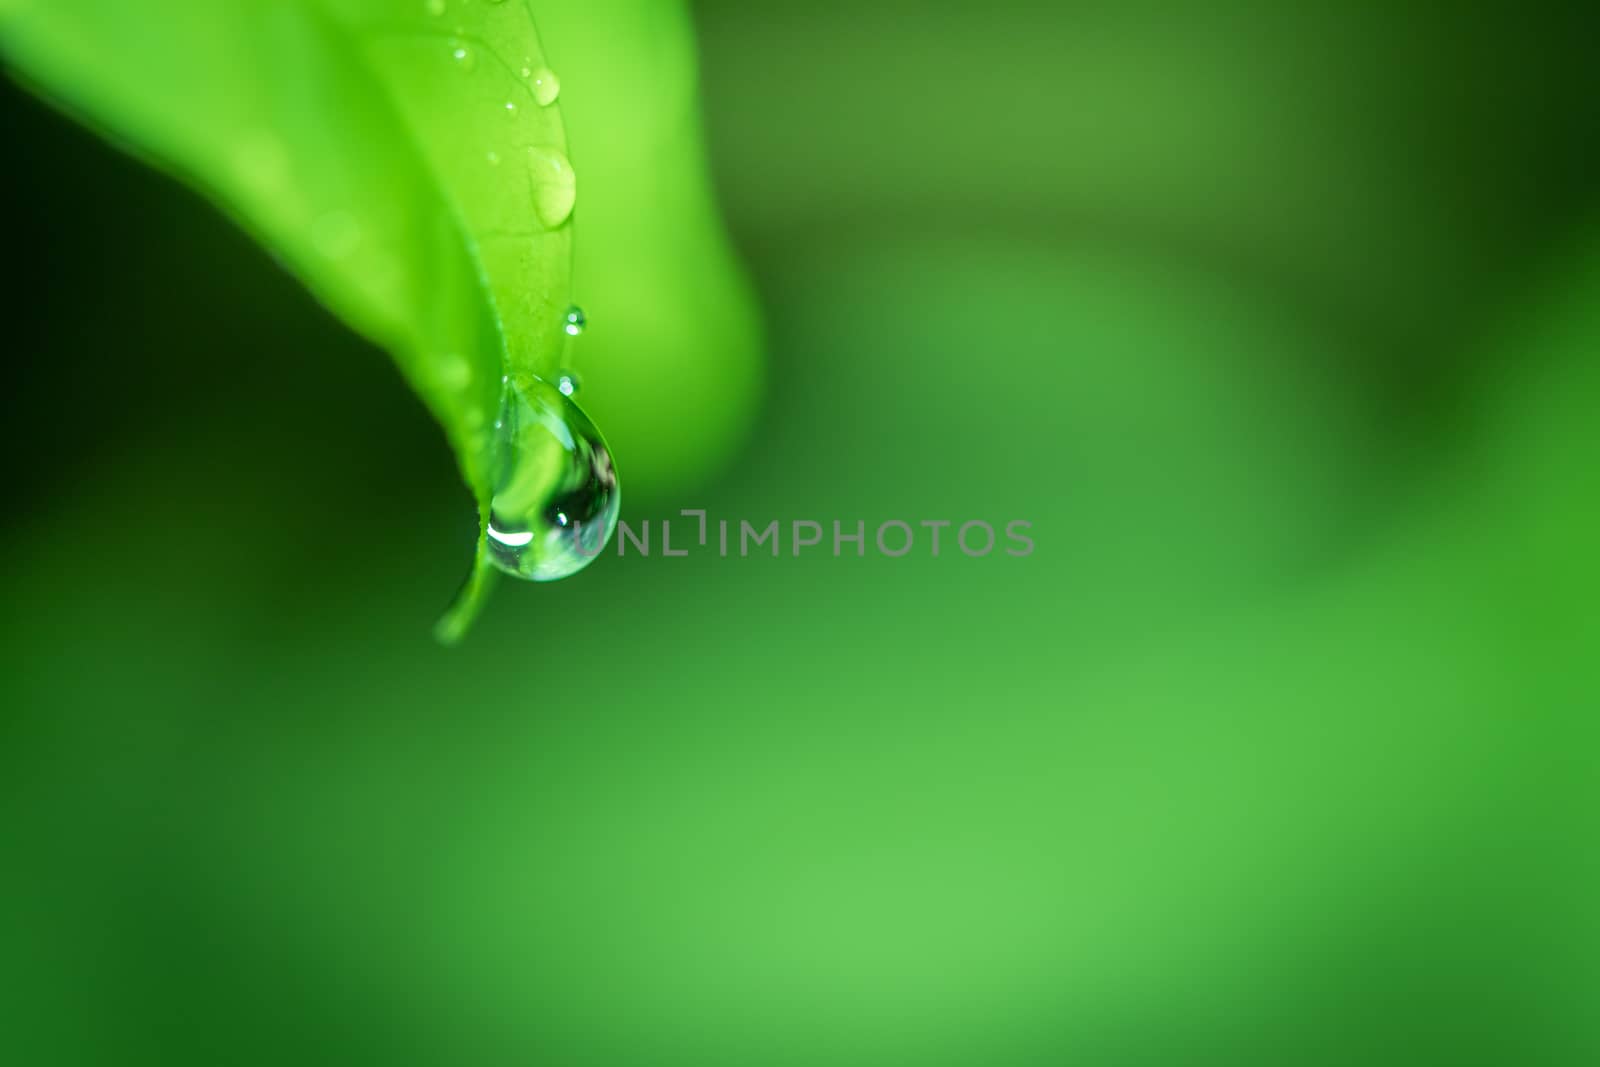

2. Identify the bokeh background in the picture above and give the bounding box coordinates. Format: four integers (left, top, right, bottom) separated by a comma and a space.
4, 3, 1599, 1065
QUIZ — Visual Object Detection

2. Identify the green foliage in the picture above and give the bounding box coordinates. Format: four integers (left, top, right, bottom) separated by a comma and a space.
533, 2, 764, 498
5, 6, 1594, 1061
0, 0, 762, 639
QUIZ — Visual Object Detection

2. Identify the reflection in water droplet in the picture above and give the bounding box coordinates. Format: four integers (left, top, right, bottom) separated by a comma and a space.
527, 147, 576, 228
563, 306, 587, 336
556, 371, 581, 397
450, 41, 476, 71
486, 378, 620, 581
530, 67, 561, 106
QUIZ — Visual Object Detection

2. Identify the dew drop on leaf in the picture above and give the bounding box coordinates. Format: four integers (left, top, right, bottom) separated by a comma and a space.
556, 371, 581, 396
563, 305, 587, 336
449, 41, 476, 72
529, 67, 561, 106
486, 378, 620, 581
528, 147, 576, 228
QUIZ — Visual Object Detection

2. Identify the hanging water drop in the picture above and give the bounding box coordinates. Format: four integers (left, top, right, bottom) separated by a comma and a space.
486, 378, 620, 581
527, 147, 576, 228
529, 67, 561, 106
563, 306, 587, 336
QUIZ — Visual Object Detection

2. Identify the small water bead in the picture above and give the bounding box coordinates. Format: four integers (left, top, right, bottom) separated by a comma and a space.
504, 100, 518, 116
556, 371, 581, 397
530, 67, 561, 106
486, 378, 620, 581
450, 41, 476, 71
563, 306, 587, 337
527, 147, 576, 228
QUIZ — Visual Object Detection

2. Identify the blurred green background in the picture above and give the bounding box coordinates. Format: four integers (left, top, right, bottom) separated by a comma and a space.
3, 3, 1598, 1065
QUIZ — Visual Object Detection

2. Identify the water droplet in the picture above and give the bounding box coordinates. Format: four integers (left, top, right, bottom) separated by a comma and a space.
486, 378, 620, 581
529, 67, 561, 106
527, 147, 576, 228
563, 306, 587, 336
450, 41, 476, 71
504, 100, 518, 116
556, 371, 581, 396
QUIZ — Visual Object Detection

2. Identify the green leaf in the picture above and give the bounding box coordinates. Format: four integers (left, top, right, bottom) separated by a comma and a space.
532, 1, 764, 494
0, 0, 587, 640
